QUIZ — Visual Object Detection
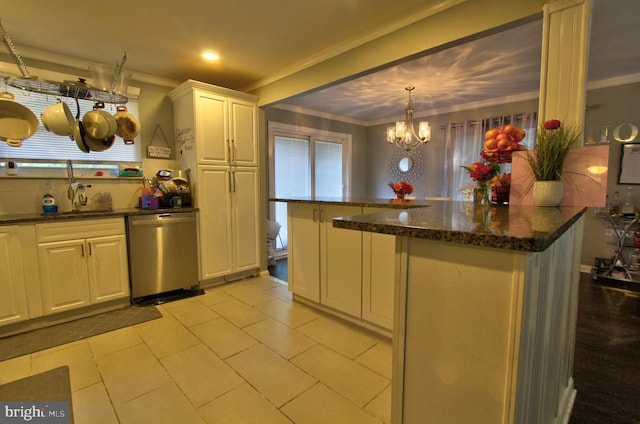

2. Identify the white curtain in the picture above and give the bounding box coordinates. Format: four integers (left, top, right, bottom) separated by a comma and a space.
446, 112, 537, 201
445, 120, 484, 200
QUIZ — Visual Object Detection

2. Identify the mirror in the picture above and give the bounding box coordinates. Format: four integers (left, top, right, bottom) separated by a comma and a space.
398, 157, 413, 172
389, 149, 424, 183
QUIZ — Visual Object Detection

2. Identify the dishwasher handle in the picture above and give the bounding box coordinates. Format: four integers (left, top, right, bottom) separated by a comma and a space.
129, 214, 196, 227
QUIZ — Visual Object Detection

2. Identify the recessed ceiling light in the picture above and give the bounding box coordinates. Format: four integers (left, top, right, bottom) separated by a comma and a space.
203, 52, 219, 61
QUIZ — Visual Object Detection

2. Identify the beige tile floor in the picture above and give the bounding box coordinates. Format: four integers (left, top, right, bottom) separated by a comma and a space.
0, 275, 392, 424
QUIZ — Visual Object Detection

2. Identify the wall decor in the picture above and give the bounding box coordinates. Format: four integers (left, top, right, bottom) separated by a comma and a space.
619, 143, 640, 184
146, 124, 172, 159
388, 148, 424, 183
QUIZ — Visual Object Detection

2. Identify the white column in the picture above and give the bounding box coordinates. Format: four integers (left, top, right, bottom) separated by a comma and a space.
538, 0, 593, 143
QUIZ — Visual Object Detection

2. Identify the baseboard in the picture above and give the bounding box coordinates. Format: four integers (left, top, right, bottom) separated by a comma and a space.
293, 294, 392, 339
557, 378, 577, 424
199, 268, 260, 288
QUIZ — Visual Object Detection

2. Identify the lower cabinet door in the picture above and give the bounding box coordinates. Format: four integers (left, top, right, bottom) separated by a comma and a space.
87, 235, 130, 303
362, 207, 397, 330
231, 168, 260, 272
288, 203, 321, 302
362, 232, 396, 330
38, 239, 91, 314
320, 205, 363, 316
0, 226, 29, 326
197, 166, 234, 280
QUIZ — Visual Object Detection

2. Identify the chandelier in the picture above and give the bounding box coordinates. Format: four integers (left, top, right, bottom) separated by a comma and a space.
386, 86, 431, 151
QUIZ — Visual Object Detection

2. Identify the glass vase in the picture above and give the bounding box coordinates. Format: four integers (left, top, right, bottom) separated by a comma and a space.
473, 181, 489, 205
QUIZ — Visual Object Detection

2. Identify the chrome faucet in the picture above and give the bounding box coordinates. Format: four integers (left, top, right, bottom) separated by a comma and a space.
66, 161, 92, 211
71, 182, 91, 211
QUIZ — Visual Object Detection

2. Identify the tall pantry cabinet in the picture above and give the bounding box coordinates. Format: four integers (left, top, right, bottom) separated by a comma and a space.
169, 80, 260, 283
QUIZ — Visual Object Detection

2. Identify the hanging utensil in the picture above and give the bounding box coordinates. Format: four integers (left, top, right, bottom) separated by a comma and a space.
41, 99, 75, 136
114, 105, 140, 142
72, 98, 90, 153
110, 52, 127, 93
0, 91, 38, 147
83, 102, 117, 140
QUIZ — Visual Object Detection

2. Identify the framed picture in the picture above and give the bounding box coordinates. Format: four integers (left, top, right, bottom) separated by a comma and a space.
619, 143, 640, 184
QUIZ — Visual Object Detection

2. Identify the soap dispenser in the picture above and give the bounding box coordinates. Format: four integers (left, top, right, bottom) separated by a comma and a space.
42, 181, 58, 213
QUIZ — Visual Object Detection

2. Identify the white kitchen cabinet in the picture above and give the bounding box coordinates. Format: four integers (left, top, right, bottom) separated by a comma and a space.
197, 166, 260, 280
169, 80, 258, 167
362, 207, 398, 330
87, 235, 129, 303
288, 203, 363, 316
36, 219, 129, 315
169, 80, 260, 284
288, 203, 321, 302
0, 226, 29, 327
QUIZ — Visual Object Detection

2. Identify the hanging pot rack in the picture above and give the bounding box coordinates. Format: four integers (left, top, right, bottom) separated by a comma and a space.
0, 20, 128, 104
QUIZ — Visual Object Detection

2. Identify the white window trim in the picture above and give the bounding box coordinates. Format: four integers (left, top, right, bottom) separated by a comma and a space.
268, 121, 352, 199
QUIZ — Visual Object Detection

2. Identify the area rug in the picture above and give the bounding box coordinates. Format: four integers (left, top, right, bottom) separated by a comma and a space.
0, 366, 74, 422
0, 305, 162, 361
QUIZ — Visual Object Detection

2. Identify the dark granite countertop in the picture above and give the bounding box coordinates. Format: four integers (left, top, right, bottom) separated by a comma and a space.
0, 207, 199, 225
332, 200, 586, 252
270, 196, 432, 209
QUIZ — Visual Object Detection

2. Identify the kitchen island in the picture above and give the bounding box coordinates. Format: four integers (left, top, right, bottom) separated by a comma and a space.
333, 200, 586, 424
271, 196, 430, 335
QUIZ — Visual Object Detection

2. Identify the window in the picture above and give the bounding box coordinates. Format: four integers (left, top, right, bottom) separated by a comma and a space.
443, 113, 537, 200
269, 122, 351, 250
0, 80, 141, 177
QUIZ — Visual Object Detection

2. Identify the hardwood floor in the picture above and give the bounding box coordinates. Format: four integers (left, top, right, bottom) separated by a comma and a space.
268, 258, 288, 282
570, 273, 640, 423
270, 261, 640, 422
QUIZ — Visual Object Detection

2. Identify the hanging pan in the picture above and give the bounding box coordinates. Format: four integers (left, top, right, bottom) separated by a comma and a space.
0, 91, 38, 147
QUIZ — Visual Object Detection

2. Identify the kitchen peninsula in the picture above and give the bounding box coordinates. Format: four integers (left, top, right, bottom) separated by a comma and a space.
271, 197, 433, 335
332, 200, 586, 424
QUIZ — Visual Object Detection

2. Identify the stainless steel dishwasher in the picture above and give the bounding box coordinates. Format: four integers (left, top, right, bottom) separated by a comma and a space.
127, 212, 199, 301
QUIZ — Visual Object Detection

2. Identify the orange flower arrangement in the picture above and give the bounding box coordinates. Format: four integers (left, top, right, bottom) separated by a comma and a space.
389, 181, 414, 199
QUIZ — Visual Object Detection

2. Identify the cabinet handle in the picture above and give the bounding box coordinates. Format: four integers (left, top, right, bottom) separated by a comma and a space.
226, 139, 231, 163
231, 139, 237, 163
232, 170, 237, 193
319, 209, 324, 223
88, 243, 92, 256
81, 244, 85, 257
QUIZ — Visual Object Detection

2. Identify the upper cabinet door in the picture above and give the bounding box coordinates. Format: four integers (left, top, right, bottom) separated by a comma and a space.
229, 99, 258, 167
195, 91, 228, 165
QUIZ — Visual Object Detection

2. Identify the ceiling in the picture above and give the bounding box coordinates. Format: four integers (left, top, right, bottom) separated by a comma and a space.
277, 0, 640, 124
1, 0, 639, 125
0, 0, 452, 89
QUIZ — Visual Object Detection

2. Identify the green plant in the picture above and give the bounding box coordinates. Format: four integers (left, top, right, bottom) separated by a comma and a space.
527, 119, 581, 181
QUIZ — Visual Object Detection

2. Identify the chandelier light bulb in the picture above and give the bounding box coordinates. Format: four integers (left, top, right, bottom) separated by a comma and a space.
418, 121, 431, 140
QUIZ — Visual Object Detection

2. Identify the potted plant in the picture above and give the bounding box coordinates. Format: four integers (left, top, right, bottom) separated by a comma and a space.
526, 119, 581, 206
